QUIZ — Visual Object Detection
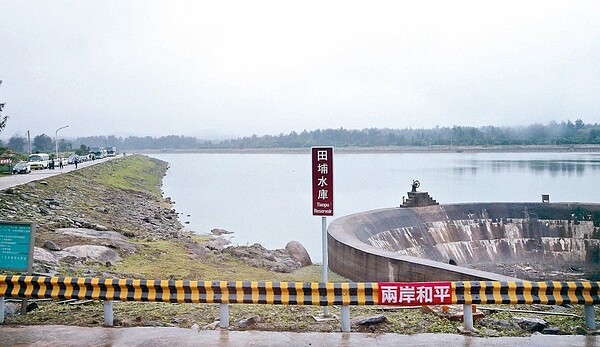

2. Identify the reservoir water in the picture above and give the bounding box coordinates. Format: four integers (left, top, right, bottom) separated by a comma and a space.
149, 151, 600, 261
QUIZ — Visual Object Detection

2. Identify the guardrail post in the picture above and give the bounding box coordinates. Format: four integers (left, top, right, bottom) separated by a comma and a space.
341, 305, 350, 332
0, 296, 4, 324
585, 304, 596, 330
219, 303, 229, 328
463, 304, 474, 331
103, 300, 113, 326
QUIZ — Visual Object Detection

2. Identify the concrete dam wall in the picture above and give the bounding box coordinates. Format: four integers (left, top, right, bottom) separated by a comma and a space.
328, 203, 600, 282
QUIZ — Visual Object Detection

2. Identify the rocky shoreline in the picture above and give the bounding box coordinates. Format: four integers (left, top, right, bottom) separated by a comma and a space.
0, 155, 311, 278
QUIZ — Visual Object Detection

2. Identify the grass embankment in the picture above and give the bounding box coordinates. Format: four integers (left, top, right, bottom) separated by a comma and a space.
89, 155, 165, 198
1, 155, 594, 335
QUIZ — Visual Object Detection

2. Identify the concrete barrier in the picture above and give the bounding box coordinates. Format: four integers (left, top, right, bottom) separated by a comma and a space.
328, 203, 600, 282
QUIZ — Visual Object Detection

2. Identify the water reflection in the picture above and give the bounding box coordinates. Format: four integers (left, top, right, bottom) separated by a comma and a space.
452, 166, 478, 176
465, 159, 600, 177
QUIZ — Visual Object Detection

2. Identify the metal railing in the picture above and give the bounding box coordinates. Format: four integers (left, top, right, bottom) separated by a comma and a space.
1, 275, 598, 332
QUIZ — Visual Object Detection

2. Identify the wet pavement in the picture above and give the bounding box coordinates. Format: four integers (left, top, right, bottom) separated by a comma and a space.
0, 325, 598, 346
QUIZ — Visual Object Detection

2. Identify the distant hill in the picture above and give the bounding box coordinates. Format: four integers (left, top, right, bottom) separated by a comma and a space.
4, 119, 600, 152
69, 119, 600, 151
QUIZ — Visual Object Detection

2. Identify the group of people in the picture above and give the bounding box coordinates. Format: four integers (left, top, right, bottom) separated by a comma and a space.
48, 158, 64, 170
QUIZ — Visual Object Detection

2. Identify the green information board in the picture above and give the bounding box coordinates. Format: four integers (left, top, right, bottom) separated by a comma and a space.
0, 221, 35, 272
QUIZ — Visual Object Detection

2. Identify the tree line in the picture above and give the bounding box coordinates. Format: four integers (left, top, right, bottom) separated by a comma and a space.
2, 119, 600, 154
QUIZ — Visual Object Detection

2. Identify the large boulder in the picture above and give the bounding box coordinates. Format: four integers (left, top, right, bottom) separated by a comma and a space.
62, 245, 121, 265
285, 241, 312, 267
34, 247, 59, 266
58, 228, 128, 240
224, 242, 310, 273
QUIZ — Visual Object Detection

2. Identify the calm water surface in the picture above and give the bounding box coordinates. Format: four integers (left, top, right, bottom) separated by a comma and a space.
149, 151, 600, 261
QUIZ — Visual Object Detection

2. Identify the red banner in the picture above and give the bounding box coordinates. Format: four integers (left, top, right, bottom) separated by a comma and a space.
312, 147, 333, 216
378, 282, 452, 306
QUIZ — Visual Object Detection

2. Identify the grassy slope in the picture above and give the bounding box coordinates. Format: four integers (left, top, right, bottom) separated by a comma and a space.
89, 155, 166, 199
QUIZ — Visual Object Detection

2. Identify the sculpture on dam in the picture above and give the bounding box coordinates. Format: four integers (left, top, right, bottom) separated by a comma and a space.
411, 180, 420, 192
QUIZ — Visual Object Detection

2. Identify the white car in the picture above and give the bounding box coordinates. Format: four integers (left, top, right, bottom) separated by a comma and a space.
12, 161, 31, 174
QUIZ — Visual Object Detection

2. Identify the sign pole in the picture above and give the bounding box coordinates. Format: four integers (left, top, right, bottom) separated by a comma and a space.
322, 216, 328, 316
311, 147, 334, 317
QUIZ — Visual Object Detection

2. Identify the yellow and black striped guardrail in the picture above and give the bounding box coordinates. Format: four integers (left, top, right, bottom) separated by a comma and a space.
0, 275, 377, 305
1, 275, 600, 306
453, 280, 600, 305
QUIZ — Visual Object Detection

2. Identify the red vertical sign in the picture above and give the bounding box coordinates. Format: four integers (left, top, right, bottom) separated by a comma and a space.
312, 147, 334, 216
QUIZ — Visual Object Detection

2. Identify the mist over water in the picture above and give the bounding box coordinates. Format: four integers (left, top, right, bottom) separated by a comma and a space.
149, 152, 600, 261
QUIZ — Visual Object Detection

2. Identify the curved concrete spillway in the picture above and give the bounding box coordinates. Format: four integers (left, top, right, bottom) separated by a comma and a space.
328, 203, 600, 282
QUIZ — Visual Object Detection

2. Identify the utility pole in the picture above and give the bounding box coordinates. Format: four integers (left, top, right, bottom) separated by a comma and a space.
0, 80, 3, 111
0, 80, 7, 134
55, 125, 69, 160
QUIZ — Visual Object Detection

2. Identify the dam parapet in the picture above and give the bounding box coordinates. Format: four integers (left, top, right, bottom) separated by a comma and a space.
328, 203, 600, 282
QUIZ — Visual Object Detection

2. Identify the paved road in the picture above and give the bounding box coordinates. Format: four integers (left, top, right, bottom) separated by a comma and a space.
0, 325, 597, 347
0, 157, 116, 191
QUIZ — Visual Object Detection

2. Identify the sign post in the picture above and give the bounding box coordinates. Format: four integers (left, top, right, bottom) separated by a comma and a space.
0, 221, 35, 317
312, 147, 333, 316
0, 221, 35, 272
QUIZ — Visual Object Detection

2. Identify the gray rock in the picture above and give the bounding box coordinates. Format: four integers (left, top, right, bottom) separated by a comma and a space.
211, 228, 233, 235
285, 241, 312, 267
224, 243, 305, 273
513, 317, 547, 332
458, 326, 479, 335
43, 240, 61, 251
479, 318, 517, 330
205, 237, 231, 252
238, 316, 260, 329
62, 245, 121, 264
3, 302, 18, 316
59, 228, 128, 240
202, 321, 219, 330
541, 327, 563, 335
482, 328, 500, 336
34, 247, 59, 266
358, 314, 387, 326
94, 224, 109, 231
45, 199, 59, 207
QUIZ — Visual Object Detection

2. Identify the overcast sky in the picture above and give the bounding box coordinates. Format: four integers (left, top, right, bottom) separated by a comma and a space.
1, 1, 600, 140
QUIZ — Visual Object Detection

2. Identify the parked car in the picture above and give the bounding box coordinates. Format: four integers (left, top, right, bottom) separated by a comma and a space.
67, 153, 79, 164
12, 161, 31, 174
